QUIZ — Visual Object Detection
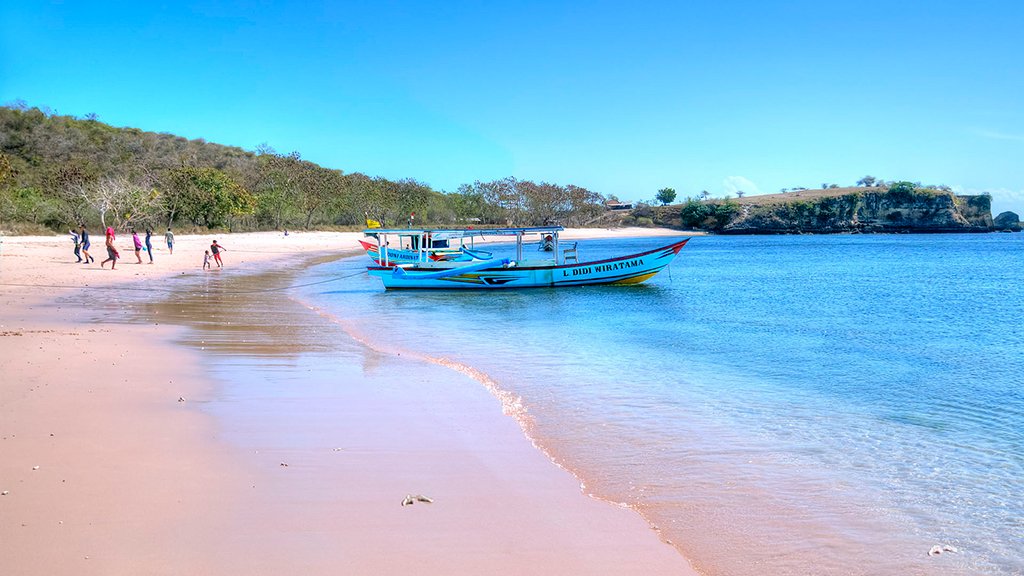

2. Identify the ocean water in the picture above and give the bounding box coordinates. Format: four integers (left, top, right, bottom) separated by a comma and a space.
297, 233, 1024, 576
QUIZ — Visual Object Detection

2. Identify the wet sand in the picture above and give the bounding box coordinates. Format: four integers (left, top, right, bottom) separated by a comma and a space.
0, 231, 698, 575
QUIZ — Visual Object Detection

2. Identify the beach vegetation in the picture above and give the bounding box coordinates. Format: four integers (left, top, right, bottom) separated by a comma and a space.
0, 104, 608, 233
655, 187, 676, 205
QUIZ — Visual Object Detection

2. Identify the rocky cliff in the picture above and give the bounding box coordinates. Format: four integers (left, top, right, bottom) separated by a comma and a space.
723, 190, 991, 234
655, 187, 997, 234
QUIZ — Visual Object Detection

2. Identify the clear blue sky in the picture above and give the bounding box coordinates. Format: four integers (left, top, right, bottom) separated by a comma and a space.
2, 1, 1023, 215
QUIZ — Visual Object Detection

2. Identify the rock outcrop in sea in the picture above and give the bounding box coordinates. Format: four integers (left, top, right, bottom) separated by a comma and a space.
993, 211, 1021, 231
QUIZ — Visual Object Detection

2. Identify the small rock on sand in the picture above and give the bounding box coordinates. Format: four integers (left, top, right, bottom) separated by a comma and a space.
929, 544, 958, 556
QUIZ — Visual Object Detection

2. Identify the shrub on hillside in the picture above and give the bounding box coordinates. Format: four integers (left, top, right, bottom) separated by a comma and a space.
680, 199, 739, 230
886, 181, 917, 203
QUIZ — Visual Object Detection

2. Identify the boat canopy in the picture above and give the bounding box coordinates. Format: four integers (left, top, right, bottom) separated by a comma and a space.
362, 226, 567, 266
362, 225, 564, 238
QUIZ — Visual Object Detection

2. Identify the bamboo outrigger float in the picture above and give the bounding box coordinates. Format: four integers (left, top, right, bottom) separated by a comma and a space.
362, 226, 689, 289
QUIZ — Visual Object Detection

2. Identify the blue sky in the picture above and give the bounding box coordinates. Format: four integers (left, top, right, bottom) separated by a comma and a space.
2, 1, 1023, 215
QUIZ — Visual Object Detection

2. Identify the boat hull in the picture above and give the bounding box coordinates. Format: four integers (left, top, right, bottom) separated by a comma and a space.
367, 239, 688, 289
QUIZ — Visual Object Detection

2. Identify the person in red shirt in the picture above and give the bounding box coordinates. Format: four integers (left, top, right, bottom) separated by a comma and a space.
210, 240, 226, 267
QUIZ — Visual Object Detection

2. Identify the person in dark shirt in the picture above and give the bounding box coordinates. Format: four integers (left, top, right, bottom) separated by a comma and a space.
80, 224, 94, 264
145, 229, 154, 264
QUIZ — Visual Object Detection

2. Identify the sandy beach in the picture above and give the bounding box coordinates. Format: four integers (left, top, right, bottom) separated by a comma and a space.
0, 228, 700, 575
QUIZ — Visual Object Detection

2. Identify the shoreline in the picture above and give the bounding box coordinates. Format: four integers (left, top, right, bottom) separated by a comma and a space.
0, 230, 700, 575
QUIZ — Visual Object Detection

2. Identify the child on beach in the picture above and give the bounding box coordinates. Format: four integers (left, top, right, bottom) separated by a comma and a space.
210, 240, 225, 267
203, 250, 211, 270
70, 229, 82, 262
165, 228, 174, 255
100, 227, 119, 269
132, 229, 143, 263
79, 225, 94, 264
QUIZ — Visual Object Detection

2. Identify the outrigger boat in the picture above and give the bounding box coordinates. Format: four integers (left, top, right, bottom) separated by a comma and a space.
362, 226, 689, 289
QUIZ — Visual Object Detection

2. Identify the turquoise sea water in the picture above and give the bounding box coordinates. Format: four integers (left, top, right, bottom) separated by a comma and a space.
300, 234, 1024, 575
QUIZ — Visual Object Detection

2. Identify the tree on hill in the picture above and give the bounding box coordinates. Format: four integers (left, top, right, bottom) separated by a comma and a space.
78, 176, 161, 229
162, 166, 254, 229
47, 160, 97, 225
656, 187, 677, 205
0, 154, 14, 227
856, 175, 877, 187
296, 160, 344, 229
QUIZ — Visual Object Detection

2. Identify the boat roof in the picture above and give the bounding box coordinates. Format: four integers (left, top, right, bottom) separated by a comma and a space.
362, 226, 564, 238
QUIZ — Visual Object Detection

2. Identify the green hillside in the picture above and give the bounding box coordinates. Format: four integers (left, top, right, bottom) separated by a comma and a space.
0, 104, 604, 233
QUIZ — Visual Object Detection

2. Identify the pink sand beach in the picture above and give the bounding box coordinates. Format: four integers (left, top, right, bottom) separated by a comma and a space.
0, 229, 700, 575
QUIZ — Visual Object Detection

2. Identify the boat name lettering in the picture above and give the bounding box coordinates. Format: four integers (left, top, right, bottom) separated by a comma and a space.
561, 258, 644, 277
593, 258, 643, 273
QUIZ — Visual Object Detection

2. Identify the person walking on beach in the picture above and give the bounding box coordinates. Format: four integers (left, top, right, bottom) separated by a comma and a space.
144, 228, 154, 264
100, 227, 119, 269
210, 240, 225, 267
79, 224, 94, 264
70, 229, 82, 262
203, 250, 211, 270
165, 228, 175, 255
131, 229, 143, 263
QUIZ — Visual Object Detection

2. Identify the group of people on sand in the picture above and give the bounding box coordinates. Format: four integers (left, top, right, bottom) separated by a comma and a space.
69, 226, 226, 271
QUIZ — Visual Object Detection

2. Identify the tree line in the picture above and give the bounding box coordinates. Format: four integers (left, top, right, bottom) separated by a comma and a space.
0, 103, 606, 233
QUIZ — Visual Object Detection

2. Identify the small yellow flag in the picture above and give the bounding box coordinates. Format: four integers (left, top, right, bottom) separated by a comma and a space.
366, 218, 382, 229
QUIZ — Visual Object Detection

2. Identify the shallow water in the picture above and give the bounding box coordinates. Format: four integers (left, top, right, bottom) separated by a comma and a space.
299, 233, 1024, 575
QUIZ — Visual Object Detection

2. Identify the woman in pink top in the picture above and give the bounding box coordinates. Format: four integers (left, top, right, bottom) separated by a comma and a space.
131, 229, 143, 263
